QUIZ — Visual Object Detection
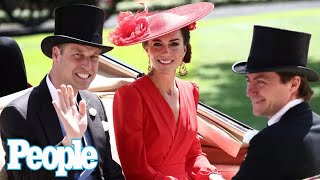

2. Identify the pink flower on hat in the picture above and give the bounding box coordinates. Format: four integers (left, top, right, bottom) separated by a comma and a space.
188, 22, 197, 31
109, 4, 152, 46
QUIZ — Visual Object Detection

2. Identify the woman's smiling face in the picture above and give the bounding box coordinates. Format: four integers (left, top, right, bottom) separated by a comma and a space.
144, 29, 186, 75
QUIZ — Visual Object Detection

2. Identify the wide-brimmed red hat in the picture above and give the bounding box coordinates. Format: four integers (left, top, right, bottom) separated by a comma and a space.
109, 2, 214, 46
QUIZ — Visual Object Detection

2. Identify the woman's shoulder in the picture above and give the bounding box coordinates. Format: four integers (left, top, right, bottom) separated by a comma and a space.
176, 78, 199, 92
116, 76, 151, 96
119, 75, 149, 88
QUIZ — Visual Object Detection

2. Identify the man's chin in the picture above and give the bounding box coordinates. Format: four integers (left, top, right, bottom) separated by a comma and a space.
79, 86, 90, 90
252, 109, 264, 117
74, 84, 91, 91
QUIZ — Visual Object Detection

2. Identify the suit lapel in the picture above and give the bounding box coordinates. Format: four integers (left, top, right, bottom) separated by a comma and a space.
35, 77, 64, 146
78, 91, 107, 161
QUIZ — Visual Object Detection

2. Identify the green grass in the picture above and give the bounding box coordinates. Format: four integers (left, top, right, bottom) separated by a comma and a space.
13, 8, 320, 130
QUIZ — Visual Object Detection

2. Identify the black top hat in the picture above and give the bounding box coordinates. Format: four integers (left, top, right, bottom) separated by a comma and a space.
232, 25, 319, 82
41, 4, 113, 58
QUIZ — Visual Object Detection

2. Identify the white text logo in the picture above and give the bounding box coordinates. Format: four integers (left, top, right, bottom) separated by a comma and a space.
6, 139, 98, 177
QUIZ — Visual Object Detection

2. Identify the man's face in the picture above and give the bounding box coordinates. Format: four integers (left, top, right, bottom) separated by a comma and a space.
52, 43, 101, 93
245, 72, 296, 118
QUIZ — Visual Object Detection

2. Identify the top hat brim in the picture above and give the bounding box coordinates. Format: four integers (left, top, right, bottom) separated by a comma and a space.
41, 35, 113, 58
232, 61, 320, 82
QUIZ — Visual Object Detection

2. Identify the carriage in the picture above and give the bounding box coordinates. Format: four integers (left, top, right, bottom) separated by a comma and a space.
0, 52, 253, 179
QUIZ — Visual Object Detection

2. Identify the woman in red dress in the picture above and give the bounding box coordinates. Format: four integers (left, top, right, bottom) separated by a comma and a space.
109, 2, 224, 180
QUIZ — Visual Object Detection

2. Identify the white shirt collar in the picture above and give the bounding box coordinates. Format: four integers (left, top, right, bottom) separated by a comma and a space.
267, 98, 304, 126
46, 74, 59, 104
46, 74, 78, 107
243, 129, 260, 144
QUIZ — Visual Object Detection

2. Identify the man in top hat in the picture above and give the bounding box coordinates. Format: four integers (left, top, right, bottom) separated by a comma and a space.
231, 25, 320, 179
0, 4, 124, 180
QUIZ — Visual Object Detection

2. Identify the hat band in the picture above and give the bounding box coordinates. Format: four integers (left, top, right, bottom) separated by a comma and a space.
55, 32, 103, 45
247, 56, 307, 70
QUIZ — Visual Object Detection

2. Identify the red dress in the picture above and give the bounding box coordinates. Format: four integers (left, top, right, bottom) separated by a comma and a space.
113, 76, 219, 180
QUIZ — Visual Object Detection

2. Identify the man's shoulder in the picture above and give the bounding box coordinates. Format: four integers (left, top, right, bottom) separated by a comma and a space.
0, 89, 33, 124
255, 108, 320, 144
312, 111, 320, 122
79, 90, 99, 101
5, 89, 33, 111
79, 90, 102, 108
1, 84, 47, 114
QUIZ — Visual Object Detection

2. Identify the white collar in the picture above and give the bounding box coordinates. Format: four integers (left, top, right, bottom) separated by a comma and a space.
46, 74, 78, 108
267, 98, 304, 126
46, 74, 59, 105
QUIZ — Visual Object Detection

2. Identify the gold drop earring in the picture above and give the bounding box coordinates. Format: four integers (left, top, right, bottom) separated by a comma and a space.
148, 62, 153, 76
179, 62, 187, 76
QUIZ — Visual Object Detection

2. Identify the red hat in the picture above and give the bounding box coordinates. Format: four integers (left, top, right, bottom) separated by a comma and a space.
109, 2, 214, 46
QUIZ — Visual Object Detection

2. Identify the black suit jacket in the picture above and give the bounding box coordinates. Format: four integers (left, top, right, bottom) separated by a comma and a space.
0, 77, 124, 180
233, 102, 320, 180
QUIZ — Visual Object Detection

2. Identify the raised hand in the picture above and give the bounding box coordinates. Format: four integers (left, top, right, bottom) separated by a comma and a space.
52, 84, 88, 146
